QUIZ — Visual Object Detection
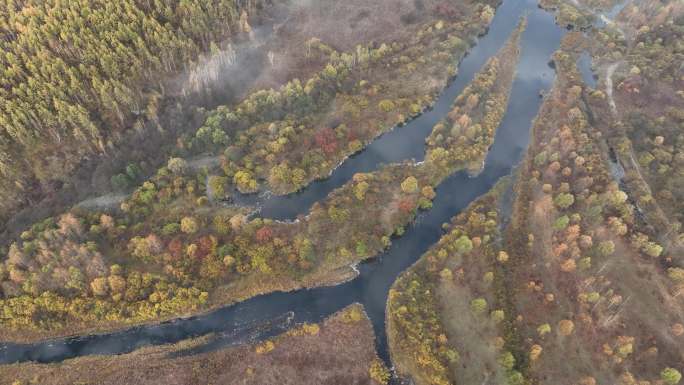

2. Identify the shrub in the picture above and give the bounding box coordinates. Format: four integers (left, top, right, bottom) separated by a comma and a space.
255, 340, 275, 354
302, 323, 320, 335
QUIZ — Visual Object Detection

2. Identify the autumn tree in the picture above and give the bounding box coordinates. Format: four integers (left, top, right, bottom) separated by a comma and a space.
181, 217, 199, 234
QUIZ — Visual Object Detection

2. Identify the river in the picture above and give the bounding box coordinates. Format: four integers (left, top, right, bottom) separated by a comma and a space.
0, 0, 566, 374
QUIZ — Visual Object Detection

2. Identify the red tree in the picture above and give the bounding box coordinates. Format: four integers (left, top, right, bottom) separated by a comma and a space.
167, 237, 183, 259
197, 235, 216, 258
256, 226, 274, 243
434, 3, 460, 19
314, 128, 338, 155
398, 198, 416, 214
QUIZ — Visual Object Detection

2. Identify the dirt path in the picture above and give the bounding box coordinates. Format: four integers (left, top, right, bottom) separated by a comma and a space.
188, 155, 222, 170
75, 193, 128, 210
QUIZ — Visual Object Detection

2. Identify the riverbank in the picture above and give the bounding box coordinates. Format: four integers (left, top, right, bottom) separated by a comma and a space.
0, 304, 389, 385
387, 179, 512, 385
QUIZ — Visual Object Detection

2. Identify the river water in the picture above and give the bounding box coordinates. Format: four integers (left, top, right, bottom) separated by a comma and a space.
0, 0, 566, 371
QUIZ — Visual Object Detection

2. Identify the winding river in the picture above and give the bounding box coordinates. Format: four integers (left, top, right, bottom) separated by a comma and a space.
0, 0, 567, 372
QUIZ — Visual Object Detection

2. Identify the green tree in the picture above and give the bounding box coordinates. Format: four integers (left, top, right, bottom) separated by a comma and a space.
661, 368, 682, 385
90, 277, 109, 297
453, 235, 473, 254
378, 99, 396, 112
642, 242, 663, 258
369, 359, 391, 385
553, 215, 570, 231
668, 268, 684, 283
597, 240, 615, 256
110, 173, 131, 191
355, 181, 370, 200
401, 176, 419, 194
180, 217, 199, 234
470, 298, 487, 314
208, 176, 228, 198
356, 241, 368, 256
554, 193, 575, 209
167, 158, 188, 174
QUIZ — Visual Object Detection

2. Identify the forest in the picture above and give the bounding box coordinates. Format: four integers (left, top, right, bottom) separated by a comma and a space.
0, 0, 683, 384
0, 0, 501, 340
0, 0, 263, 231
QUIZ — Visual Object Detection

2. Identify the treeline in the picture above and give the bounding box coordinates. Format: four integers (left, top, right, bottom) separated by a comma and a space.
586, 2, 684, 252
183, 15, 479, 195
425, 18, 525, 180
0, 0, 257, 223
387, 184, 517, 385
497, 41, 680, 385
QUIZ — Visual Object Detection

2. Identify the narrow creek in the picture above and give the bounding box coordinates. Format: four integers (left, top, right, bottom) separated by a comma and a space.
0, 0, 565, 369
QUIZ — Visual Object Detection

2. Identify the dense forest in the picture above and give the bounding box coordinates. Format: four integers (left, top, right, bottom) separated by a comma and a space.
0, 0, 259, 226
0, 0, 500, 340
